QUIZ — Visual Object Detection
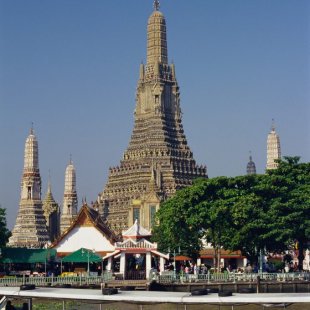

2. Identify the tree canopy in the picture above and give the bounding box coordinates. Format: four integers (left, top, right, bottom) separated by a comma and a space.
152, 157, 310, 270
264, 157, 310, 269
0, 206, 11, 247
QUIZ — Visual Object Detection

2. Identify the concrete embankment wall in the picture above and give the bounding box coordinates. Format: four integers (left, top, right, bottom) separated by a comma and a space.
158, 281, 310, 293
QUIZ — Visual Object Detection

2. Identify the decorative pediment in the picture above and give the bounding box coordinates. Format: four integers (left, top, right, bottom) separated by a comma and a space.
115, 238, 156, 250
75, 212, 93, 227
144, 190, 161, 202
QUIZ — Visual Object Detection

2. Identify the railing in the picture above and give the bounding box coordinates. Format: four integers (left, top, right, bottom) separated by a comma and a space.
0, 271, 309, 287
125, 270, 146, 280
0, 271, 113, 287
157, 272, 310, 284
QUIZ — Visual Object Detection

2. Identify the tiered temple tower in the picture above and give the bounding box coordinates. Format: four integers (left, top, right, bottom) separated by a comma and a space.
60, 159, 78, 233
42, 179, 60, 242
100, 2, 207, 233
246, 153, 256, 175
266, 121, 281, 170
8, 128, 50, 248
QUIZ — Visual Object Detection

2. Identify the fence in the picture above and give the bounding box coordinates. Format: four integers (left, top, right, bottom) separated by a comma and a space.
0, 271, 309, 287
0, 271, 113, 287
157, 271, 310, 284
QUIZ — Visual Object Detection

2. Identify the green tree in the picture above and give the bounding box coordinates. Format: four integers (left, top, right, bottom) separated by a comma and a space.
195, 177, 236, 271
264, 157, 310, 270
221, 174, 292, 263
152, 157, 310, 271
220, 175, 268, 263
0, 206, 11, 247
153, 177, 242, 269
152, 178, 208, 259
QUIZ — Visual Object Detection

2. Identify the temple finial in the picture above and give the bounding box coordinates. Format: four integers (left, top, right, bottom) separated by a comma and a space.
153, 0, 160, 11
271, 118, 275, 131
69, 154, 72, 165
249, 150, 252, 161
48, 169, 52, 192
30, 122, 34, 134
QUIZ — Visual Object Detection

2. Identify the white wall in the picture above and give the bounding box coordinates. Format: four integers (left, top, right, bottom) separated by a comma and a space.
54, 226, 115, 253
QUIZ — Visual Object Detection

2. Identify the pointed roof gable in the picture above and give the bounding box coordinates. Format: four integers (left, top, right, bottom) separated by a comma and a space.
122, 219, 152, 239
51, 204, 118, 248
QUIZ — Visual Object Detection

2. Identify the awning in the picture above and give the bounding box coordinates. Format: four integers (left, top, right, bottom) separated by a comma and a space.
175, 255, 192, 261
61, 248, 102, 263
150, 250, 169, 260
0, 248, 56, 264
102, 250, 121, 260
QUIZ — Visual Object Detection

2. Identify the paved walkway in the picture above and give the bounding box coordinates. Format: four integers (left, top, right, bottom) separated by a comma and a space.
1, 287, 310, 304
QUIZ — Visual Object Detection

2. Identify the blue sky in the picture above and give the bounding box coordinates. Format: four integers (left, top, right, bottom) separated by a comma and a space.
0, 0, 309, 229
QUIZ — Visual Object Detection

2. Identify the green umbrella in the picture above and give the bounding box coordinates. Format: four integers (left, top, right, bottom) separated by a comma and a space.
62, 248, 102, 263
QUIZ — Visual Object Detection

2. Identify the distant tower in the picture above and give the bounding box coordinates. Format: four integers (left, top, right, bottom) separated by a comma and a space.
42, 177, 60, 242
60, 158, 78, 233
246, 152, 256, 175
266, 120, 281, 170
8, 128, 50, 248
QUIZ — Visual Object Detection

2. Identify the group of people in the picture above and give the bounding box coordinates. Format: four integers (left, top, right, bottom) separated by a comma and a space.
234, 262, 273, 274
179, 263, 209, 275
165, 259, 301, 276
238, 260, 298, 274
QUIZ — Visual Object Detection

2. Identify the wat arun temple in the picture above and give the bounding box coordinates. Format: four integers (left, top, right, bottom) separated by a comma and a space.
98, 1, 207, 233
8, 1, 281, 247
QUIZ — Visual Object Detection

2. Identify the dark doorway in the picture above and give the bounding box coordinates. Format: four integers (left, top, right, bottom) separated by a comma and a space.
125, 254, 146, 280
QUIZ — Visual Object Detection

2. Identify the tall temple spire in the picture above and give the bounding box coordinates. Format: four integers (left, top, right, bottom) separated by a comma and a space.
60, 157, 78, 233
8, 128, 50, 248
246, 151, 256, 175
266, 120, 281, 170
100, 5, 207, 233
43, 173, 60, 242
